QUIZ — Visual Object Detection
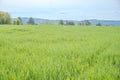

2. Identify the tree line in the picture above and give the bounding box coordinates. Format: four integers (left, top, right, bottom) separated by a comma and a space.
0, 11, 35, 25
0, 11, 102, 26
59, 20, 92, 26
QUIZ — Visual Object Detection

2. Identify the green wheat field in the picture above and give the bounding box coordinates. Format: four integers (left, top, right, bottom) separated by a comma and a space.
0, 25, 120, 80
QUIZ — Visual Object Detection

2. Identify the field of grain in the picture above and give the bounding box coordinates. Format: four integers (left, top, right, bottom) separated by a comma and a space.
0, 25, 120, 80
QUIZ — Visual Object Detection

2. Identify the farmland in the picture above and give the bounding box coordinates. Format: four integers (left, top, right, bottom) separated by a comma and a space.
0, 25, 120, 80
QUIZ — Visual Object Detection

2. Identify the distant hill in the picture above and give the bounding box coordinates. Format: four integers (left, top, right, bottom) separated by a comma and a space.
16, 17, 59, 24
14, 17, 120, 26
89, 19, 120, 26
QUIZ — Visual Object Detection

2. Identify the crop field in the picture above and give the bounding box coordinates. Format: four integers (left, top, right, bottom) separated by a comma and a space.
0, 25, 120, 80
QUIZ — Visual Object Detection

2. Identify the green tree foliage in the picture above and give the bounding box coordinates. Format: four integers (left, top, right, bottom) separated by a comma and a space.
59, 20, 64, 25
28, 17, 35, 25
0, 11, 12, 24
66, 21, 75, 25
79, 20, 91, 26
96, 23, 102, 26
13, 18, 21, 25
18, 17, 23, 25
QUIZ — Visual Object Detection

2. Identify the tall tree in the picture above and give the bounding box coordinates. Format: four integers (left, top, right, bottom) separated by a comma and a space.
13, 18, 21, 25
59, 20, 64, 25
0, 11, 12, 24
28, 17, 35, 25
18, 17, 23, 25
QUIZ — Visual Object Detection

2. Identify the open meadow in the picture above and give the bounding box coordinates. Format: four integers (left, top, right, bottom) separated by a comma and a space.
0, 25, 120, 80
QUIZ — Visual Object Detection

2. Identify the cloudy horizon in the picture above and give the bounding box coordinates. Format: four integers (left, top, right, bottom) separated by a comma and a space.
0, 0, 120, 20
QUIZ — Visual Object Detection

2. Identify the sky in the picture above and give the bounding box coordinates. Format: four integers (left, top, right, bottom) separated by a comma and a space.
0, 0, 120, 20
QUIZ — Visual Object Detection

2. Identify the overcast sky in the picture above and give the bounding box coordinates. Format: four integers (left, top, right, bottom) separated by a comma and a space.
0, 0, 120, 20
